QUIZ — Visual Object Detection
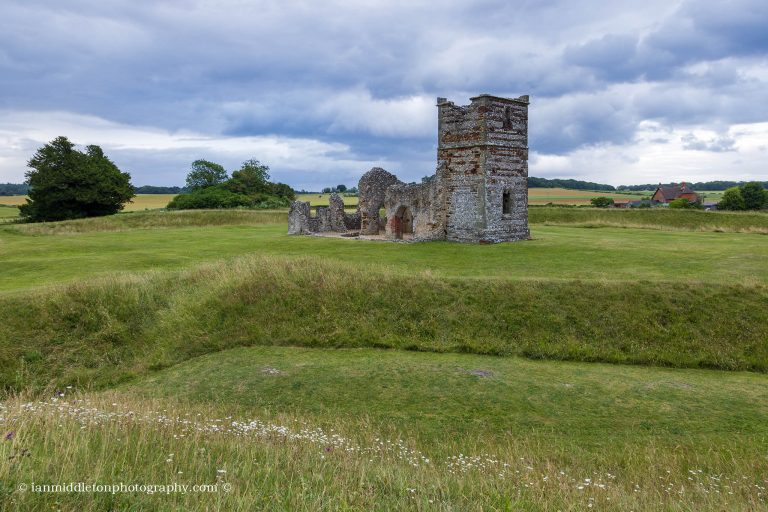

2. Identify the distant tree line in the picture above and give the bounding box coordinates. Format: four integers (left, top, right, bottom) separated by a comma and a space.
528, 177, 616, 191
134, 185, 188, 194
321, 184, 358, 194
0, 183, 29, 195
2, 183, 187, 195
617, 181, 768, 191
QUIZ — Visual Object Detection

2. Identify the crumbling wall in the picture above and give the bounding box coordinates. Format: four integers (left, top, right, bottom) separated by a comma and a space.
344, 211, 361, 230
287, 201, 312, 235
358, 167, 402, 235
384, 167, 447, 241
325, 193, 347, 232
288, 193, 359, 235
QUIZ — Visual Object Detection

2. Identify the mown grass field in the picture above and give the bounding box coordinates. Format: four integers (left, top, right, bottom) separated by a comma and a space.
2, 211, 767, 292
0, 206, 18, 222
1, 208, 767, 510
531, 207, 768, 233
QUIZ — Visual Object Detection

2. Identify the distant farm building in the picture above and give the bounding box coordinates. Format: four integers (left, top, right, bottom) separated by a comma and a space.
651, 183, 701, 204
614, 182, 703, 208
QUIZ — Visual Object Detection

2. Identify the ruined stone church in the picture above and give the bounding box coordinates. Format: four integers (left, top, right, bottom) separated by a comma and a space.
288, 94, 530, 243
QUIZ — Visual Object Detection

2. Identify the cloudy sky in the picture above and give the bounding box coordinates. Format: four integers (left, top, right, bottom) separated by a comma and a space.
1, 0, 766, 189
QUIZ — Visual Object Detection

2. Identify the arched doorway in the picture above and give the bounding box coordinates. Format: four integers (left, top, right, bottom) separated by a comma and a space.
393, 205, 414, 240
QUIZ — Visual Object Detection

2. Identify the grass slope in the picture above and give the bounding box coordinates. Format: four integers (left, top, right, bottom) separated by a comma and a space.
1, 255, 766, 395
2, 347, 766, 510
129, 345, 768, 445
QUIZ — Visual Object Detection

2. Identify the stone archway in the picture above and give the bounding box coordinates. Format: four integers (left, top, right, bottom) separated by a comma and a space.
393, 205, 414, 240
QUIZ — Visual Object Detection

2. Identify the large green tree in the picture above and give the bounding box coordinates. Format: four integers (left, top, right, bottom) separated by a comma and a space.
717, 187, 745, 210
19, 137, 134, 222
740, 182, 768, 210
225, 159, 270, 195
185, 160, 228, 190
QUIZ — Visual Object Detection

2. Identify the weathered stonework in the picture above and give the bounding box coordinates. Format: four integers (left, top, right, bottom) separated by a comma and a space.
358, 168, 402, 235
435, 94, 530, 243
287, 200, 311, 235
288, 192, 359, 234
288, 94, 530, 243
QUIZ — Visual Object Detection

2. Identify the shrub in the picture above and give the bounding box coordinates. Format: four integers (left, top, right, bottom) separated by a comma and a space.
718, 187, 746, 211
166, 186, 252, 209
668, 198, 700, 209
171, 158, 295, 210
590, 197, 615, 208
741, 182, 768, 210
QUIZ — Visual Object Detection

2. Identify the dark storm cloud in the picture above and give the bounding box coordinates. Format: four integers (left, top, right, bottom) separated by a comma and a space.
0, 0, 766, 187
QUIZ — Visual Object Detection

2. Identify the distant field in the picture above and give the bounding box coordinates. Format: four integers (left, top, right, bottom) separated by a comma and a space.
296, 193, 359, 206
298, 189, 648, 206
0, 206, 18, 222
528, 188, 646, 204
0, 193, 176, 213
1, 190, 728, 213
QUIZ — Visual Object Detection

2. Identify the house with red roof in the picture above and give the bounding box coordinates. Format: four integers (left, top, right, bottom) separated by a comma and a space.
651, 182, 701, 204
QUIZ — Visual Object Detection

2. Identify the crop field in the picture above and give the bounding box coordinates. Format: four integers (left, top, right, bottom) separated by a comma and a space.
527, 188, 646, 204
1, 208, 767, 510
0, 193, 177, 216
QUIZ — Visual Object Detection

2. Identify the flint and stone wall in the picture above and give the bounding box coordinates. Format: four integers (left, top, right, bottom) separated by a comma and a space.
438, 94, 530, 243
287, 193, 359, 235
358, 168, 402, 235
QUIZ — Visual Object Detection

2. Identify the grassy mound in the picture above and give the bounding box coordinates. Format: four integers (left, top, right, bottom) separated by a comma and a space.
530, 207, 768, 233
2, 255, 766, 393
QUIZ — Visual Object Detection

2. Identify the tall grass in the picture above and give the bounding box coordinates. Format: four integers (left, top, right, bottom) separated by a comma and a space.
13, 209, 287, 235
1, 392, 765, 511
530, 207, 768, 233
1, 255, 766, 394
